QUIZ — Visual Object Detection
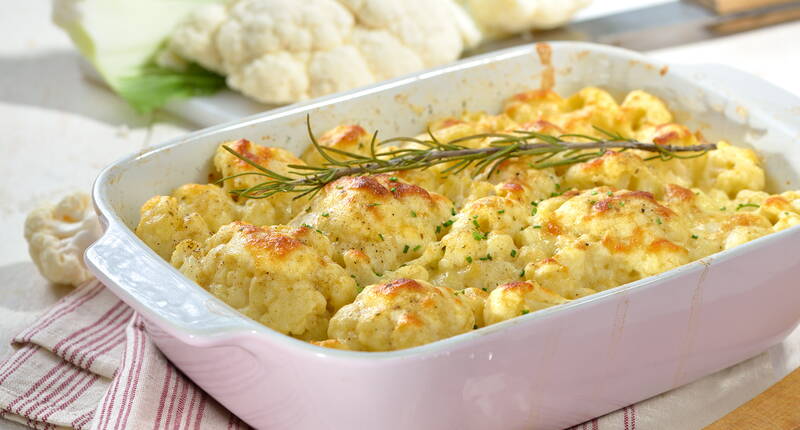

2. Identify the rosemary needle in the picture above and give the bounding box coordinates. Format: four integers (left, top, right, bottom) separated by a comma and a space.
219, 115, 717, 200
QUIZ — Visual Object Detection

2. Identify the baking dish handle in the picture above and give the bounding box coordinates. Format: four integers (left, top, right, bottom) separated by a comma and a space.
672, 63, 800, 127
84, 222, 254, 344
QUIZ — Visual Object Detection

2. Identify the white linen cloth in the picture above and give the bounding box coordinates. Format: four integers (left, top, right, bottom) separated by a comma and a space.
0, 280, 798, 429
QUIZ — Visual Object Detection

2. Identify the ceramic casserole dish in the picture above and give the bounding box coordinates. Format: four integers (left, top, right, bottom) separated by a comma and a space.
86, 42, 800, 430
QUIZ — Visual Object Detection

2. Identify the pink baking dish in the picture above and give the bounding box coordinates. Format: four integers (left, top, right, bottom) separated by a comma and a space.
85, 42, 800, 430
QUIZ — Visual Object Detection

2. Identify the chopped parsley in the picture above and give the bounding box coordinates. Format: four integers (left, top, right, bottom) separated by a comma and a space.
478, 254, 493, 261
481, 287, 488, 292
466, 256, 473, 263
368, 203, 381, 207
736, 203, 760, 211
691, 234, 699, 239
321, 212, 330, 217
607, 191, 613, 196
410, 210, 417, 217
373, 270, 383, 277
497, 210, 505, 214
435, 225, 442, 234
655, 217, 662, 225
390, 187, 397, 192
412, 245, 421, 252
472, 219, 480, 229
720, 206, 727, 211
532, 225, 542, 229
519, 269, 526, 278
510, 249, 517, 257
451, 207, 457, 216
521, 309, 530, 315
531, 207, 538, 216
378, 233, 384, 241
472, 231, 488, 241
442, 219, 455, 228
389, 176, 398, 182
403, 245, 410, 254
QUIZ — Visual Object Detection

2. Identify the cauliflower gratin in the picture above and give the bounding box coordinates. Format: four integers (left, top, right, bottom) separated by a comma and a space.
135, 87, 800, 352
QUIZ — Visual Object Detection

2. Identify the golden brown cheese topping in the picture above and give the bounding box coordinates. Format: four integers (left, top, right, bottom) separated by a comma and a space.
135, 87, 800, 351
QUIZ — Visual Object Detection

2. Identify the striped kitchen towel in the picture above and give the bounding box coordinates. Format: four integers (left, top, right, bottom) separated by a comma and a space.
1, 279, 798, 429
0, 280, 247, 429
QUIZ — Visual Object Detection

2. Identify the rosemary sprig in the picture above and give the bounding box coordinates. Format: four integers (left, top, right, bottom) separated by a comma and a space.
219, 116, 716, 200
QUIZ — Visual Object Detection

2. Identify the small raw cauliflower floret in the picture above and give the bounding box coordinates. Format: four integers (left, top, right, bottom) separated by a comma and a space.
172, 222, 358, 340
24, 192, 101, 286
427, 196, 529, 291
484, 280, 567, 325
291, 174, 453, 287
327, 278, 475, 351
166, 0, 473, 104
214, 139, 308, 225
458, 0, 590, 36
135, 195, 211, 260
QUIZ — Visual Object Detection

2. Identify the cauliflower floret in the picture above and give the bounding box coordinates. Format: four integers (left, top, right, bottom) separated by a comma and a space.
135, 195, 211, 260
173, 222, 358, 340
563, 151, 665, 198
519, 188, 693, 297
24, 192, 101, 286
291, 174, 453, 286
426, 196, 529, 291
213, 139, 309, 225
328, 278, 474, 351
167, 0, 473, 105
171, 184, 240, 231
484, 280, 567, 325
300, 124, 373, 167
458, 0, 590, 36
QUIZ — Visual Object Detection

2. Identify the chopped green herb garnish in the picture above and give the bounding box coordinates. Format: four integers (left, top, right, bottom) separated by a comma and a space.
510, 249, 517, 257
411, 210, 417, 217
442, 219, 455, 227
436, 225, 442, 234
466, 256, 473, 263
389, 176, 398, 182
691, 234, 699, 239
481, 287, 488, 292
321, 212, 329, 217
368, 203, 381, 207
412, 245, 421, 252
390, 187, 397, 192
403, 245, 410, 253
519, 269, 525, 278
451, 207, 457, 216
472, 219, 480, 229
478, 254, 492, 261
378, 233, 384, 241
736, 203, 760, 211
472, 231, 487, 241
497, 210, 505, 214
656, 217, 662, 225
531, 207, 538, 216
607, 191, 613, 196
720, 206, 727, 211
373, 270, 383, 277
521, 309, 530, 315
533, 225, 542, 229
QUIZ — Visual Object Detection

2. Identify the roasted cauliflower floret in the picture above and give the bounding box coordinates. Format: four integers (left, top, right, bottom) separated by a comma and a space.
564, 151, 665, 198
172, 184, 240, 231
426, 196, 529, 291
695, 141, 765, 198
328, 278, 475, 351
135, 195, 211, 260
173, 222, 358, 340
24, 192, 102, 286
214, 139, 308, 225
301, 124, 374, 166
291, 174, 453, 286
519, 188, 693, 298
484, 280, 567, 325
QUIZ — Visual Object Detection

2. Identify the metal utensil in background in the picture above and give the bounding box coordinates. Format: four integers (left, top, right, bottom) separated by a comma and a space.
466, 0, 800, 54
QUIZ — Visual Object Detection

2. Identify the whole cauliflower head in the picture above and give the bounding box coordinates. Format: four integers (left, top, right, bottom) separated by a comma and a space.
328, 278, 475, 351
165, 0, 477, 104
173, 222, 358, 340
24, 192, 101, 286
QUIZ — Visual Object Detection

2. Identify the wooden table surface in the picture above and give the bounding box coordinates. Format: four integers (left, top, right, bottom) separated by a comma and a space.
2, 1, 800, 429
